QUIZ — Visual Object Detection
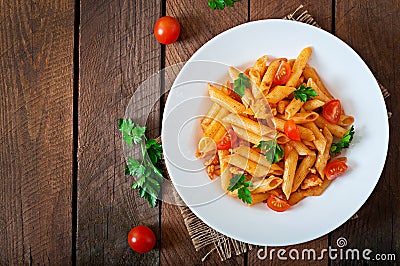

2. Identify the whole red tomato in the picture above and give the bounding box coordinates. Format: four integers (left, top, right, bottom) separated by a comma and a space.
127, 225, 156, 253
154, 16, 180, 44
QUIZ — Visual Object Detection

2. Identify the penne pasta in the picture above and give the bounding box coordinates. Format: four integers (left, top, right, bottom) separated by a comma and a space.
287, 190, 305, 206
226, 153, 269, 178
277, 99, 290, 114
303, 122, 326, 155
268, 163, 284, 176
303, 99, 326, 111
252, 176, 283, 194
289, 140, 314, 155
290, 111, 319, 124
203, 107, 229, 139
253, 55, 268, 77
201, 103, 221, 129
292, 154, 317, 191
260, 59, 283, 93
302, 178, 332, 196
248, 193, 270, 206
315, 116, 348, 138
232, 146, 271, 168
286, 47, 312, 87
284, 98, 304, 119
218, 150, 231, 191
282, 149, 299, 199
208, 83, 250, 115
338, 114, 355, 127
213, 126, 228, 143
275, 132, 290, 145
303, 140, 316, 150
303, 65, 334, 100
231, 125, 273, 145
196, 136, 216, 158
265, 85, 296, 104
306, 78, 331, 103
315, 127, 333, 179
223, 113, 275, 137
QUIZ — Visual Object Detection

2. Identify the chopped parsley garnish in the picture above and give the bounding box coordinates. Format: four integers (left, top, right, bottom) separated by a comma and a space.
293, 84, 318, 102
257, 139, 284, 164
330, 126, 355, 156
227, 174, 252, 204
233, 73, 250, 97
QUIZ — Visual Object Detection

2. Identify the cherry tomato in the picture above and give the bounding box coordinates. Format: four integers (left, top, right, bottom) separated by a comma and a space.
284, 120, 301, 141
325, 161, 348, 180
216, 129, 237, 150
322, 100, 341, 124
266, 195, 291, 212
273, 61, 291, 85
127, 226, 156, 253
154, 16, 180, 44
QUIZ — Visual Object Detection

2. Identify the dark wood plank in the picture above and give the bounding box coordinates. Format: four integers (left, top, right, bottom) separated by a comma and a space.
250, 0, 332, 32
0, 0, 74, 264
78, 0, 162, 264
331, 1, 399, 264
161, 1, 248, 265
248, 1, 332, 265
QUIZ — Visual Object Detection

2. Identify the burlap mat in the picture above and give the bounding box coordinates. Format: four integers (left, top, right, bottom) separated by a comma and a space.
167, 4, 391, 262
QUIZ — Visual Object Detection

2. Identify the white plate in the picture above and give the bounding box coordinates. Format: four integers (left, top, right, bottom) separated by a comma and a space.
161, 19, 389, 246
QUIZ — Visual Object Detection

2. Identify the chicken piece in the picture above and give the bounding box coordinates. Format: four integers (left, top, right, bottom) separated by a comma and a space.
301, 174, 323, 190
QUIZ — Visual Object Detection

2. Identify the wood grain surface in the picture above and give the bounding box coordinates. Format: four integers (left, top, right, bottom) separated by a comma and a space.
0, 0, 398, 264
78, 0, 161, 264
0, 0, 75, 264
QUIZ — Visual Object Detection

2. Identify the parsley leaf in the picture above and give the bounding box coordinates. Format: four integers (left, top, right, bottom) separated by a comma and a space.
293, 84, 318, 102
132, 125, 146, 144
330, 126, 355, 156
227, 174, 253, 204
233, 73, 250, 97
257, 140, 284, 164
119, 119, 164, 207
118, 118, 146, 146
146, 139, 163, 165
125, 157, 146, 177
208, 0, 239, 10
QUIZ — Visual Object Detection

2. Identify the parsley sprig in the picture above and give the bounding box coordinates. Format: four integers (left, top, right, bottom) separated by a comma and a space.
330, 126, 355, 156
208, 0, 239, 10
293, 84, 318, 102
233, 73, 250, 97
257, 139, 284, 164
118, 118, 163, 207
227, 174, 252, 204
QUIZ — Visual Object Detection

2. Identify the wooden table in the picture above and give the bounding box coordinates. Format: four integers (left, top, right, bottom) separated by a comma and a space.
1, 0, 399, 265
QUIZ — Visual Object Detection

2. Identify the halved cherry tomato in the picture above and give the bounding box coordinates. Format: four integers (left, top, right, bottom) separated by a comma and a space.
325, 160, 348, 180
216, 129, 237, 150
154, 16, 180, 45
267, 195, 291, 212
284, 120, 301, 141
322, 100, 341, 124
273, 61, 291, 85
127, 226, 156, 253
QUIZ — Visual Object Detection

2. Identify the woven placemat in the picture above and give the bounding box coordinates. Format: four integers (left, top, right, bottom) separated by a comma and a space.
168, 5, 391, 262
